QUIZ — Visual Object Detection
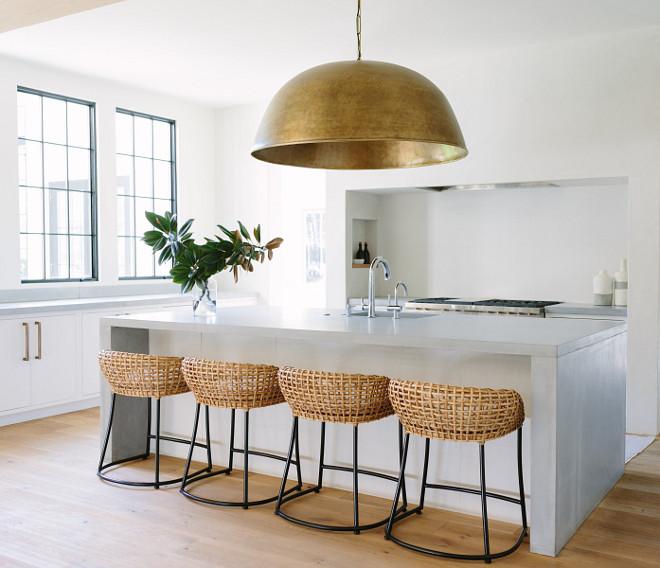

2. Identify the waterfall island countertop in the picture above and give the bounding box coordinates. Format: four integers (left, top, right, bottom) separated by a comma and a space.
100, 305, 625, 357
99, 305, 626, 558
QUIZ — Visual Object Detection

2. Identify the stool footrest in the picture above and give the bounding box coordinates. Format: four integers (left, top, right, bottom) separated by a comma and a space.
386, 526, 527, 561
427, 482, 524, 506
180, 404, 302, 509
385, 429, 528, 563
276, 417, 406, 534
98, 394, 211, 489
98, 458, 210, 488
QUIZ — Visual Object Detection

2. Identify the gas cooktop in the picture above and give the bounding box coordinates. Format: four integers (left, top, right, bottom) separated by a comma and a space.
405, 298, 562, 317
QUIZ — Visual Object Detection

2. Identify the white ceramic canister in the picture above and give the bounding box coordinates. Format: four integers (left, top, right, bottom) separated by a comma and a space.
593, 269, 613, 306
614, 258, 628, 307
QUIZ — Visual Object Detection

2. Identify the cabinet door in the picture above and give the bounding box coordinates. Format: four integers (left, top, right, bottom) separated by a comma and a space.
29, 314, 77, 406
81, 310, 121, 396
0, 319, 31, 411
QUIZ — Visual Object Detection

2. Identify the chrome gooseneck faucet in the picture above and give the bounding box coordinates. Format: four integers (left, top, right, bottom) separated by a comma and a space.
368, 256, 391, 317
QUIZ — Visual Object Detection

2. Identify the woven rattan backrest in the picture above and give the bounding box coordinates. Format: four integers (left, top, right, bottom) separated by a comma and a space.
182, 358, 283, 410
98, 350, 188, 399
389, 379, 524, 444
278, 366, 393, 426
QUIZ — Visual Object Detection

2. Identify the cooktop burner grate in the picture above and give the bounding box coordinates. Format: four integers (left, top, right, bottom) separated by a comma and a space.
473, 299, 561, 308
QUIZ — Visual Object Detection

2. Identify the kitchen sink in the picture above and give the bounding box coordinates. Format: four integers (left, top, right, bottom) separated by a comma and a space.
346, 309, 436, 319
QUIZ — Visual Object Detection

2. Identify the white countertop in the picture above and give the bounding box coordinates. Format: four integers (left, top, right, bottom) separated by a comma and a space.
0, 292, 256, 317
101, 305, 626, 358
545, 302, 627, 317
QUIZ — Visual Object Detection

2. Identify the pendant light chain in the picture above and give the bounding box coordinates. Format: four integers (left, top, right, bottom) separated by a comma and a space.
356, 0, 362, 61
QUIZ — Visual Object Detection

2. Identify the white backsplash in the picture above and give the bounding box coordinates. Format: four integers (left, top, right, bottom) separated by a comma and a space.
370, 183, 628, 303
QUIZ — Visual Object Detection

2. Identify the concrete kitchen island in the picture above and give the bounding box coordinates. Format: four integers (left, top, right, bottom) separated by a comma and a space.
99, 306, 626, 557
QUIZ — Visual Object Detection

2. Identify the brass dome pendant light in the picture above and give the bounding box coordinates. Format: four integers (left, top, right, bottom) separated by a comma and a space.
251, 0, 468, 170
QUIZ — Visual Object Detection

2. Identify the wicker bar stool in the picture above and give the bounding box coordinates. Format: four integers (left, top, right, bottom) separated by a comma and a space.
97, 350, 211, 489
180, 358, 302, 509
276, 366, 406, 534
385, 379, 527, 563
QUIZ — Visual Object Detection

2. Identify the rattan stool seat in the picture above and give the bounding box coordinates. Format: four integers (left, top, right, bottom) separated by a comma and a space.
276, 366, 405, 534
182, 359, 284, 410
388, 380, 525, 444
97, 350, 210, 489
179, 358, 301, 509
98, 350, 189, 398
385, 378, 527, 563
277, 366, 393, 425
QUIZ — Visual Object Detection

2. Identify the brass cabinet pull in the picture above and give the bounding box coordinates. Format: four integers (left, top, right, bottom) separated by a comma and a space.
22, 322, 29, 361
35, 321, 42, 360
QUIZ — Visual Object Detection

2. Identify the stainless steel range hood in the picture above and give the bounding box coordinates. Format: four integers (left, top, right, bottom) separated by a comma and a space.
418, 177, 627, 192
420, 181, 559, 192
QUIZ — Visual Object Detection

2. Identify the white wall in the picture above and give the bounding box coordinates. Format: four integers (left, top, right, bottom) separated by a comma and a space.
0, 52, 216, 299
214, 103, 326, 306
355, 182, 629, 301
327, 28, 660, 435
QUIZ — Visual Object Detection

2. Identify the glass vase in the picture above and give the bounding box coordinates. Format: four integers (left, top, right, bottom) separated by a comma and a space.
191, 279, 217, 316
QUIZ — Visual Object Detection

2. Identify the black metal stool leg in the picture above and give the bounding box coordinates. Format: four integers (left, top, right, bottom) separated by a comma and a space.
418, 437, 431, 511
517, 428, 528, 535
276, 416, 299, 512
316, 422, 326, 491
154, 399, 162, 489
386, 432, 411, 538
228, 408, 236, 473
181, 403, 202, 490
98, 393, 116, 473
398, 422, 408, 509
353, 425, 360, 535
205, 405, 212, 469
479, 443, 491, 563
145, 397, 152, 458
243, 410, 250, 509
294, 419, 302, 487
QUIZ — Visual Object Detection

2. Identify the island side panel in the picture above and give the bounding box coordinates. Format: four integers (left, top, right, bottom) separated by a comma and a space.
554, 332, 626, 554
97, 327, 151, 462
527, 356, 558, 556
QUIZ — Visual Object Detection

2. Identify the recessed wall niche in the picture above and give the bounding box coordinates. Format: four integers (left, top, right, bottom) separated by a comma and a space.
351, 218, 377, 267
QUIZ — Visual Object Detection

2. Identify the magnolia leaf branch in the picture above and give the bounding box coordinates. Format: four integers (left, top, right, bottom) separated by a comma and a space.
142, 211, 282, 293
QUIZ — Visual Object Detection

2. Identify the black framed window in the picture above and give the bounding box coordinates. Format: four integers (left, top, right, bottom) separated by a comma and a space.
116, 109, 176, 278
17, 87, 97, 282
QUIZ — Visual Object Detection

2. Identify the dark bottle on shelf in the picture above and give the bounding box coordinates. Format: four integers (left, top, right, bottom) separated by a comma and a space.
363, 242, 371, 265
356, 242, 364, 263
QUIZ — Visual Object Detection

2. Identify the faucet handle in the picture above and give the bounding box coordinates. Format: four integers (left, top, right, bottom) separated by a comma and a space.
394, 281, 408, 306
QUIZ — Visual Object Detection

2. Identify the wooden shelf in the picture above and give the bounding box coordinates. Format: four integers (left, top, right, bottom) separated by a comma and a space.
352, 263, 370, 268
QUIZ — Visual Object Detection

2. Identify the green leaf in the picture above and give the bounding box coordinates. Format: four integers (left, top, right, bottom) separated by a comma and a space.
145, 211, 161, 229
158, 247, 172, 264
179, 218, 194, 236
238, 220, 250, 241
217, 224, 236, 241
253, 224, 261, 243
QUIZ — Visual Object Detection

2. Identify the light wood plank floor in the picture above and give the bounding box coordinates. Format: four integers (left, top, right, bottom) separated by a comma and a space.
0, 408, 658, 567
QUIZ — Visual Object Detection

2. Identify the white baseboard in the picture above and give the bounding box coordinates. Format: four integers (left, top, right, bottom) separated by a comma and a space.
0, 397, 100, 427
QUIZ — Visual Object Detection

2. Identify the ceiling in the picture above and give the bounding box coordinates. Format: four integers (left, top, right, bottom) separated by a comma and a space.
0, 0, 659, 108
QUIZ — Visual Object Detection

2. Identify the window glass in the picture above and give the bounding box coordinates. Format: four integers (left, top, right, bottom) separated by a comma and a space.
116, 109, 176, 279
17, 88, 97, 282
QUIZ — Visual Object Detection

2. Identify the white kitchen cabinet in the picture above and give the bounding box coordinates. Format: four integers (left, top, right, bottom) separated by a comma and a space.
0, 319, 31, 412
0, 314, 77, 412
0, 292, 257, 425
29, 315, 77, 405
